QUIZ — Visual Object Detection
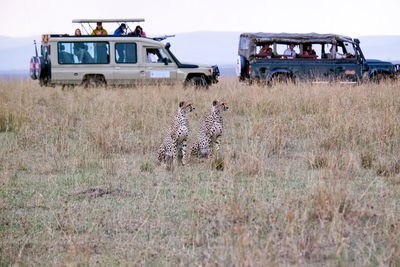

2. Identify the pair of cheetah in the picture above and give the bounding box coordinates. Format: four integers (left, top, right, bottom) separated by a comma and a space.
157, 100, 229, 166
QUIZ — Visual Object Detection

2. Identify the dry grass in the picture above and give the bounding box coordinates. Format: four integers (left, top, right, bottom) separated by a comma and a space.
1, 78, 400, 265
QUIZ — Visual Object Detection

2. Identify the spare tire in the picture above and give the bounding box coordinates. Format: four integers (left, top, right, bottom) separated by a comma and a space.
236, 55, 249, 81
37, 56, 47, 80
29, 56, 38, 80
30, 56, 47, 80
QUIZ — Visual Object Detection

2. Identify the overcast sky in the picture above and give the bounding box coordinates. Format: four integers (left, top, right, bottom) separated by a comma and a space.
1, 0, 399, 38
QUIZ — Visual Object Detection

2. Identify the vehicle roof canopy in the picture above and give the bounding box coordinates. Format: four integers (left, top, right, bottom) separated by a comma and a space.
72, 18, 146, 35
239, 32, 354, 58
240, 32, 353, 44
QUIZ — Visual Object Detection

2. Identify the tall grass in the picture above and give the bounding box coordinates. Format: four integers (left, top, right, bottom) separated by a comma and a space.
1, 78, 399, 265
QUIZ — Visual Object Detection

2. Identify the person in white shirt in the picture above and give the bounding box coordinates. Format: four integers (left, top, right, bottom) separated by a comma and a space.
283, 43, 297, 58
147, 49, 159, 63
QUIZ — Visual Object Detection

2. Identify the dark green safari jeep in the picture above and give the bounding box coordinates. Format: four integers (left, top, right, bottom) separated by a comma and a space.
236, 32, 399, 84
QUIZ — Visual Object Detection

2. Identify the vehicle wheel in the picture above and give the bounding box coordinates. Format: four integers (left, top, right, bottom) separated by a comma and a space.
39, 77, 50, 87
83, 77, 106, 88
370, 72, 386, 83
186, 76, 208, 89
269, 73, 293, 86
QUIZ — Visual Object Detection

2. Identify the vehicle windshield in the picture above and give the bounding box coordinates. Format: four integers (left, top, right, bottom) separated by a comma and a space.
343, 41, 356, 56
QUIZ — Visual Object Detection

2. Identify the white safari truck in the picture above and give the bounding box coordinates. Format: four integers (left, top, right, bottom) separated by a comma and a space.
30, 19, 219, 88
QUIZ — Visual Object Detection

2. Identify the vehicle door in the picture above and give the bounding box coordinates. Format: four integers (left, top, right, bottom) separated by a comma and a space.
113, 42, 144, 85
299, 44, 336, 82
143, 46, 177, 84
335, 42, 362, 82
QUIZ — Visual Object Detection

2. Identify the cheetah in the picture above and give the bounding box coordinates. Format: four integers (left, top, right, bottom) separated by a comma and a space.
157, 101, 195, 166
190, 100, 229, 158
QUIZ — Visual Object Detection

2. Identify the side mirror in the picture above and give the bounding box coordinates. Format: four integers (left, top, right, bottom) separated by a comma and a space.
165, 42, 171, 49
354, 38, 360, 44
162, 57, 168, 65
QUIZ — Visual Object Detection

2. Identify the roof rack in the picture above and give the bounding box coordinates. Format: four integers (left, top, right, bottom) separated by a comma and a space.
73, 18, 145, 35
72, 19, 145, 23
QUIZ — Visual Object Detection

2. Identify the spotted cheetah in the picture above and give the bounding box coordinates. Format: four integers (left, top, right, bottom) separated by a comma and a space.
190, 100, 229, 158
157, 101, 195, 166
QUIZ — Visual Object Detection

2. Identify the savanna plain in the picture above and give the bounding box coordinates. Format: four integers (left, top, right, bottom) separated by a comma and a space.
1, 78, 400, 266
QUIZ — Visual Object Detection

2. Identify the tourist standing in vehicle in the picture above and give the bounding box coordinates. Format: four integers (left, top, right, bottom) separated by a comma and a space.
130, 25, 146, 37
284, 43, 296, 58
114, 23, 126, 36
91, 22, 108, 35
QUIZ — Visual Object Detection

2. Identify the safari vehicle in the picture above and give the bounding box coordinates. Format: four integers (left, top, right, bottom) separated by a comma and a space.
236, 32, 399, 84
30, 19, 219, 88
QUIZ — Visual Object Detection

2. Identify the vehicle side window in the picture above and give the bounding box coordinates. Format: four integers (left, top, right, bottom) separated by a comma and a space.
146, 48, 172, 64
58, 42, 109, 64
310, 44, 322, 59
322, 44, 335, 59
115, 43, 137, 64
239, 37, 249, 50
275, 44, 300, 56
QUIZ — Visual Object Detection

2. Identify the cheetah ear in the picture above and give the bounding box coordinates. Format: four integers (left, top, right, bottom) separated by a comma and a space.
179, 101, 185, 108
212, 100, 218, 106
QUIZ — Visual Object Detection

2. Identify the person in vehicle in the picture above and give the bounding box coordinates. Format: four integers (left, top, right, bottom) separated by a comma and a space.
257, 44, 273, 58
91, 22, 108, 35
130, 25, 146, 37
114, 23, 126, 36
283, 44, 296, 58
73, 43, 93, 63
59, 44, 74, 64
75, 28, 82, 36
147, 48, 160, 63
302, 44, 317, 58
330, 45, 346, 59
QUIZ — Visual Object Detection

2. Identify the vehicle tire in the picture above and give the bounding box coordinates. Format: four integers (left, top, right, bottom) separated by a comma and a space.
83, 77, 106, 88
31, 56, 50, 81
370, 72, 386, 83
37, 57, 46, 79
30, 56, 38, 80
236, 55, 249, 81
186, 76, 208, 89
270, 73, 293, 85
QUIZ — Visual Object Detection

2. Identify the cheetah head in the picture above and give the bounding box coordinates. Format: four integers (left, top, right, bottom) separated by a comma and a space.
179, 101, 195, 114
212, 100, 229, 113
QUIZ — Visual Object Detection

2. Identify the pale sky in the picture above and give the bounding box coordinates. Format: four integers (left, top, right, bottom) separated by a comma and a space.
1, 0, 399, 38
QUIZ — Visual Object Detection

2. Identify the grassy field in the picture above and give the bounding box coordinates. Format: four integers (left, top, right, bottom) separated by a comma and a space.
1, 78, 400, 265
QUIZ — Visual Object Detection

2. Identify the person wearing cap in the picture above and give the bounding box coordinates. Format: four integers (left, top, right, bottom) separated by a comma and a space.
91, 22, 108, 35
114, 23, 126, 36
